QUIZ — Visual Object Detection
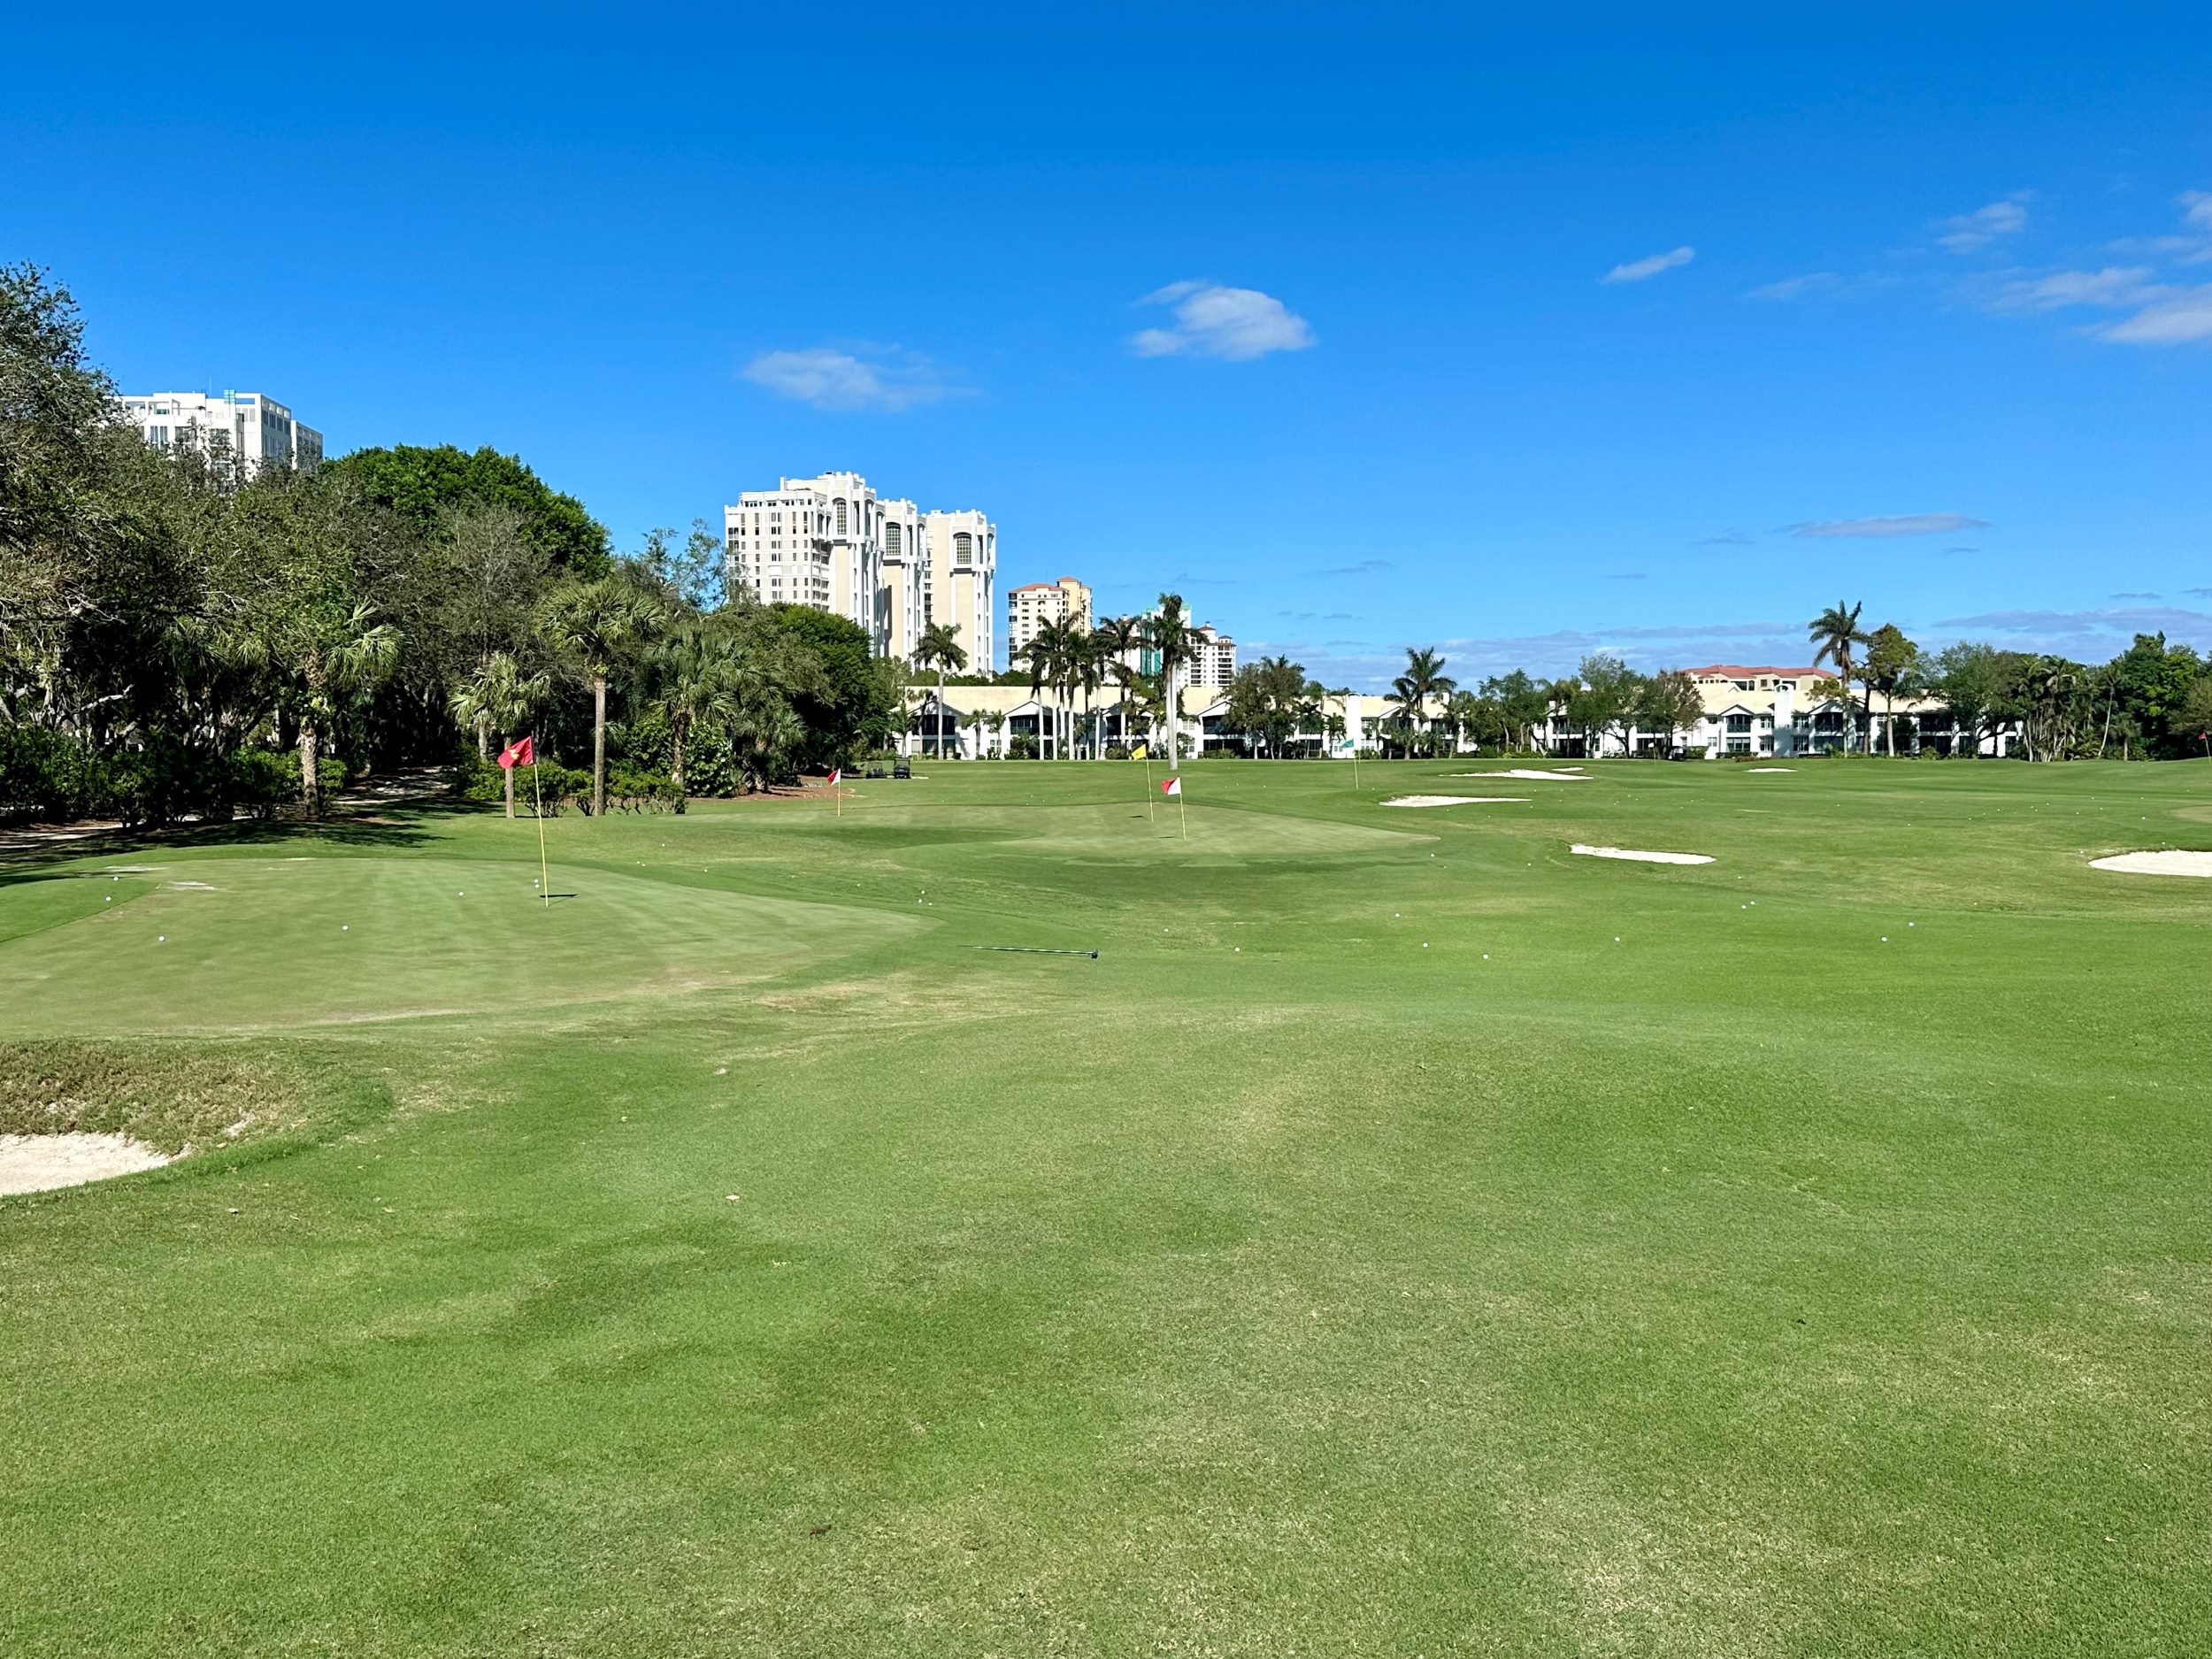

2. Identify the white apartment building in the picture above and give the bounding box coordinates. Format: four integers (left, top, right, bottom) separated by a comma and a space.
724, 474, 995, 664
1187, 624, 1237, 688
1007, 577, 1092, 663
117, 390, 322, 471
879, 495, 928, 662
926, 508, 996, 672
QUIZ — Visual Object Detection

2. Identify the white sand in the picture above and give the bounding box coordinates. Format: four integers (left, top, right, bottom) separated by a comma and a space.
0, 1133, 170, 1195
1384, 795, 1530, 808
2089, 849, 2212, 879
1747, 766, 1794, 773
1571, 843, 1715, 866
1456, 770, 1593, 781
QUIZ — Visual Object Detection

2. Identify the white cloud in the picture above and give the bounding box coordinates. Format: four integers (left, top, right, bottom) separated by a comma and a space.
1932, 605, 2212, 658
1601, 246, 1695, 284
1789, 512, 1990, 539
2183, 189, 2212, 230
1937, 196, 2031, 253
1747, 272, 1838, 301
1131, 281, 1315, 361
2095, 284, 2212, 345
740, 346, 952, 411
1990, 266, 2161, 311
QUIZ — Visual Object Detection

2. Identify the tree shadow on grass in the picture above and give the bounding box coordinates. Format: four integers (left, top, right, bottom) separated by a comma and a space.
0, 795, 485, 885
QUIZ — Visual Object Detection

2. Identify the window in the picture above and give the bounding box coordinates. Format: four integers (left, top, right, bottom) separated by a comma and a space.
1725, 714, 1752, 733
835, 500, 848, 534
1733, 679, 1755, 691
884, 522, 902, 554
955, 532, 972, 565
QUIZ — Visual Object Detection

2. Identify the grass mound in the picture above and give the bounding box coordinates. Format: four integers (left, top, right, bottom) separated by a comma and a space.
0, 1040, 319, 1154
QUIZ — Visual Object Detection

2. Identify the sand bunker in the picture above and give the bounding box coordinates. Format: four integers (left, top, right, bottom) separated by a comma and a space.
0, 1133, 170, 1195
1571, 843, 1714, 866
1747, 766, 1794, 773
1384, 795, 1530, 808
1457, 770, 1592, 781
2089, 850, 2212, 879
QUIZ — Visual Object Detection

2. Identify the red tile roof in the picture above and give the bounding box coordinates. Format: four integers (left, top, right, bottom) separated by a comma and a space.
1681, 664, 1826, 678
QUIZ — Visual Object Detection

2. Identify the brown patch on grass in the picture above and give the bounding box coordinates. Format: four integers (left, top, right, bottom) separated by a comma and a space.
0, 1041, 316, 1155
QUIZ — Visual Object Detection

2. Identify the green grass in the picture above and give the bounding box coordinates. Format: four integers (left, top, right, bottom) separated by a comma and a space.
1, 758, 2207, 1656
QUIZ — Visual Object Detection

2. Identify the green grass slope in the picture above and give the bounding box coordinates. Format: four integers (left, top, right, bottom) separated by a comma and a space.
0, 759, 2206, 1656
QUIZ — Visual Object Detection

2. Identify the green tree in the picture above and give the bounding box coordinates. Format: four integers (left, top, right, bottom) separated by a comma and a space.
913, 620, 968, 757
2104, 633, 2206, 757
1561, 652, 1635, 756
1481, 670, 1550, 752
1862, 623, 1921, 755
1929, 641, 2031, 757
1635, 670, 1704, 755
1809, 601, 1870, 750
1145, 596, 1196, 768
755, 604, 891, 773
540, 577, 657, 816
1390, 647, 1456, 756
325, 443, 610, 577
450, 652, 548, 818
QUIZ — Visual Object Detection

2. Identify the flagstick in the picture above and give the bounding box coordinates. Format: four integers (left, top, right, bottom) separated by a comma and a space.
1177, 786, 1187, 841
1143, 753, 1155, 820
531, 757, 550, 905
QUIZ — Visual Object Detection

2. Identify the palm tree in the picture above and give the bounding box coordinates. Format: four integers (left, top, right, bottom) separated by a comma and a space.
1093, 615, 1142, 753
1391, 646, 1456, 757
913, 620, 967, 757
541, 577, 656, 817
651, 625, 744, 805
1071, 626, 1108, 757
1145, 595, 1196, 769
283, 603, 403, 816
1013, 624, 1058, 759
1808, 602, 1870, 751
450, 651, 549, 818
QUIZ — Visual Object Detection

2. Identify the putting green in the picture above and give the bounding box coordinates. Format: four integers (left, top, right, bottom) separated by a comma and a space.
0, 855, 909, 1034
0, 758, 2206, 1656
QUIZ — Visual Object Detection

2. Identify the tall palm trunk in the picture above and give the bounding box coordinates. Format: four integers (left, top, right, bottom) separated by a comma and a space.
591, 672, 608, 818
297, 718, 321, 816
1164, 664, 1179, 771
671, 721, 687, 799
937, 665, 949, 757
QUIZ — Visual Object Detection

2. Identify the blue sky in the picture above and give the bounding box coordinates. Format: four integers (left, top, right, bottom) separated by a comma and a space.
9, 2, 2210, 683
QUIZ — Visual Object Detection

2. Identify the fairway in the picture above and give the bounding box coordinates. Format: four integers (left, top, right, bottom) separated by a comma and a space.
2, 760, 2207, 1656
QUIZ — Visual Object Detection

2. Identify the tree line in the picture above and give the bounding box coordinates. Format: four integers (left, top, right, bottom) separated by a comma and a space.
0, 265, 902, 826
1211, 604, 2212, 761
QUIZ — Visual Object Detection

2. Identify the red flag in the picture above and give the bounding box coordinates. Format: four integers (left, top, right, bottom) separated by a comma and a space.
1160, 775, 1181, 796
497, 736, 534, 770
826, 768, 841, 786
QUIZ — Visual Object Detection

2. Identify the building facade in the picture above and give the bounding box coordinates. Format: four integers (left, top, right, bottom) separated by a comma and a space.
117, 390, 322, 472
725, 473, 995, 665
1187, 625, 1237, 688
925, 508, 996, 672
1006, 577, 1092, 664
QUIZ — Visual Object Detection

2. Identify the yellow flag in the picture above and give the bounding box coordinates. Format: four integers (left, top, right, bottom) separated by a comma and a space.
1131, 743, 1148, 760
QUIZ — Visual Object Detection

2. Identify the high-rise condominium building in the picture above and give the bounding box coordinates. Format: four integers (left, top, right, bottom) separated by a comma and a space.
1187, 624, 1237, 688
117, 390, 322, 471
926, 508, 995, 673
1006, 577, 1092, 664
724, 472, 995, 664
